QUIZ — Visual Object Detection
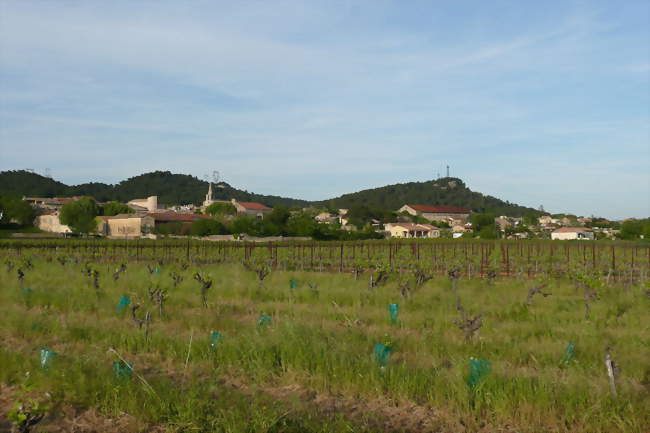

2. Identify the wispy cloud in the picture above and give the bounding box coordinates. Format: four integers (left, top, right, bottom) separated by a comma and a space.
0, 0, 648, 218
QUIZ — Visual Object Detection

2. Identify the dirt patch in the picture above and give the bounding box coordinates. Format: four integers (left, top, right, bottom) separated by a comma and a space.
217, 376, 466, 433
0, 384, 161, 433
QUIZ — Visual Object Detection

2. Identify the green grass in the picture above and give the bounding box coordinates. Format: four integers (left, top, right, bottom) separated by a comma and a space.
0, 251, 649, 432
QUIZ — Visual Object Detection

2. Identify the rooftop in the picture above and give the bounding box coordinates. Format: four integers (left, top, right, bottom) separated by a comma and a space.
553, 227, 593, 233
386, 222, 439, 231
147, 212, 209, 222
237, 201, 271, 211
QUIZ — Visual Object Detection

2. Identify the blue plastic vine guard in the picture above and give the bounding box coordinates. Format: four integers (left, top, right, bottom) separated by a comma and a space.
467, 358, 491, 389
40, 349, 56, 368
388, 303, 399, 324
257, 314, 272, 327
373, 343, 392, 367
113, 360, 133, 379
561, 341, 576, 365
210, 331, 223, 349
117, 295, 131, 312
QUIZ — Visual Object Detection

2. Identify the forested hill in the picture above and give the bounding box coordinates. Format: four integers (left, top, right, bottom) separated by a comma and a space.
1, 170, 540, 216
0, 170, 309, 208
318, 178, 541, 217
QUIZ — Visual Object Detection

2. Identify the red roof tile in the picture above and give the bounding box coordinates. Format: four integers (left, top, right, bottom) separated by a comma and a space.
25, 197, 79, 204
147, 213, 209, 222
237, 202, 271, 211
553, 227, 593, 233
386, 223, 439, 231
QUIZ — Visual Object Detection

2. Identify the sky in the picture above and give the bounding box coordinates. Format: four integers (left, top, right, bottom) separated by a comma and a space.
0, 0, 648, 219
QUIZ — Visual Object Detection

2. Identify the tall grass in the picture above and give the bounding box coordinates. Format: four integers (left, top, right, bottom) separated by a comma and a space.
0, 253, 648, 432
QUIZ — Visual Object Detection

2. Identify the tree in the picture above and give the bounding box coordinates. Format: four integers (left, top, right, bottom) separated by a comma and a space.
523, 213, 538, 227
286, 213, 317, 237
230, 216, 258, 236
435, 220, 450, 228
0, 196, 35, 226
478, 225, 498, 239
205, 202, 237, 216
59, 197, 99, 234
619, 219, 650, 240
102, 201, 134, 216
190, 218, 228, 236
471, 213, 496, 232
266, 205, 290, 227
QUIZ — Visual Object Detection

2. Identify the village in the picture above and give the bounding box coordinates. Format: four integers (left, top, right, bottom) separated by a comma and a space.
16, 181, 621, 241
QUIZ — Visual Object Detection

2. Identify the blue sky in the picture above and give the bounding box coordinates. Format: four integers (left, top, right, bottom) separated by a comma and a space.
0, 0, 648, 218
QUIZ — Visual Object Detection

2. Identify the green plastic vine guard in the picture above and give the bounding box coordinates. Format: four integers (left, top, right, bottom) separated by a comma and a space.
289, 279, 298, 289
467, 358, 491, 389
21, 287, 33, 297
154, 268, 160, 274
373, 343, 392, 367
561, 341, 576, 365
113, 360, 133, 379
210, 331, 223, 349
40, 349, 56, 369
388, 303, 399, 324
257, 314, 272, 327
117, 295, 131, 312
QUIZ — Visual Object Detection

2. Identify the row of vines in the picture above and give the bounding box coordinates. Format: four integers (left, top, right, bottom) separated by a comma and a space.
2, 239, 649, 282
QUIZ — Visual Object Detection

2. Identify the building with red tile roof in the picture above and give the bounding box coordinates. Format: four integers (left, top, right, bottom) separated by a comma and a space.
398, 204, 471, 223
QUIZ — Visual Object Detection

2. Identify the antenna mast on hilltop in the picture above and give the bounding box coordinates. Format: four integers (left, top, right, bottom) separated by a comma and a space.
446, 165, 450, 178
212, 170, 225, 188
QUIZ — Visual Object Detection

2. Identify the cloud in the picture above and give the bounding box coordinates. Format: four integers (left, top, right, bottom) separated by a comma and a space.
0, 0, 648, 218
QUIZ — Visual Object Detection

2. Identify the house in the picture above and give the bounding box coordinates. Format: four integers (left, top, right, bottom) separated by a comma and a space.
398, 204, 470, 223
338, 209, 349, 226
538, 215, 557, 226
495, 216, 512, 231
314, 212, 338, 224
127, 196, 159, 213
35, 211, 72, 234
551, 227, 595, 240
231, 199, 272, 218
384, 223, 440, 239
148, 212, 208, 223
24, 197, 81, 211
97, 214, 155, 239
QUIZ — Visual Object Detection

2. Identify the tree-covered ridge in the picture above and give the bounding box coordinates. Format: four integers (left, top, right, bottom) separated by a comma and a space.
0, 170, 540, 217
318, 177, 541, 217
0, 170, 70, 198
0, 170, 309, 208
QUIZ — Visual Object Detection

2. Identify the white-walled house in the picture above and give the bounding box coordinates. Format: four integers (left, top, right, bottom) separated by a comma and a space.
128, 196, 159, 212
385, 223, 440, 239
551, 227, 595, 240
35, 212, 72, 234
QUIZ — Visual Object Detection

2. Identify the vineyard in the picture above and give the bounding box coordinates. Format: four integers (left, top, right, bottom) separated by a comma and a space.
2, 239, 649, 281
0, 239, 649, 432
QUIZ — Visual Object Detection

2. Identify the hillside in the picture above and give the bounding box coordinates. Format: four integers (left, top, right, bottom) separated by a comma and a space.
0, 171, 541, 216
0, 170, 309, 208
318, 178, 541, 217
